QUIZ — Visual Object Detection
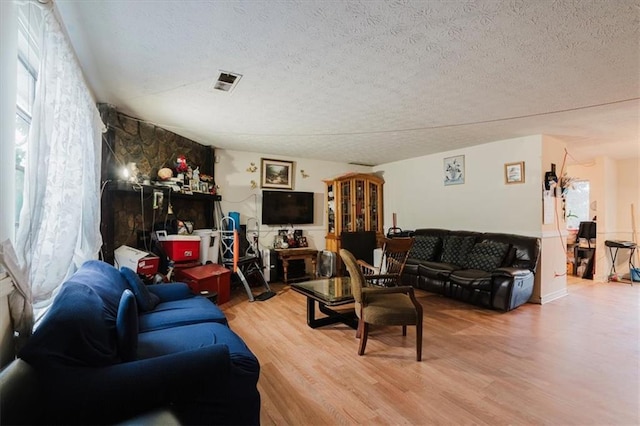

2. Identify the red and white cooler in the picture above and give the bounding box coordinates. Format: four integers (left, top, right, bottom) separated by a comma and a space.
155, 230, 201, 262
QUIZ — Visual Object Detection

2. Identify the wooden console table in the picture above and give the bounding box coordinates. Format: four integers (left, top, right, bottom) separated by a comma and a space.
275, 248, 318, 284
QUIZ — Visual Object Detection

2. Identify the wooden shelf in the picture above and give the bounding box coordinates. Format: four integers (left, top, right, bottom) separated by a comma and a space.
107, 181, 221, 201
101, 181, 221, 265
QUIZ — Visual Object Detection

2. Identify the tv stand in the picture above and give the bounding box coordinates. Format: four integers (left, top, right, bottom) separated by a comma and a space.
274, 248, 318, 284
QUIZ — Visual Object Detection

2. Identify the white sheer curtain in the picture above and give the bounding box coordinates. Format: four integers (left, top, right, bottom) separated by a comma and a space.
15, 5, 104, 309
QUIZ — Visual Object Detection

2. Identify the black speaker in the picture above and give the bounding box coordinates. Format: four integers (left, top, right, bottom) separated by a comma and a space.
261, 249, 279, 282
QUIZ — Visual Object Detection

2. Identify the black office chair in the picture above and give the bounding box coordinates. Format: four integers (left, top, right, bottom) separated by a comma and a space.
577, 221, 597, 248
574, 221, 597, 279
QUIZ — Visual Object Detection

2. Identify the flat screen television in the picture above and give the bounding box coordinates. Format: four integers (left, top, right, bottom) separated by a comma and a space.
262, 190, 314, 225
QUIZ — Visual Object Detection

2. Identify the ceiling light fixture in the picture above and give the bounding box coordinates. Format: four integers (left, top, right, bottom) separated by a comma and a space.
212, 71, 242, 92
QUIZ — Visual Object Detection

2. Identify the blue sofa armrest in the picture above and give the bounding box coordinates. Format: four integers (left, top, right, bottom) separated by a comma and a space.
147, 282, 194, 301
38, 345, 233, 424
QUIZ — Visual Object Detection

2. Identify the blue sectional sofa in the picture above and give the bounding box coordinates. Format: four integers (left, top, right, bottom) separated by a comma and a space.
14, 260, 260, 425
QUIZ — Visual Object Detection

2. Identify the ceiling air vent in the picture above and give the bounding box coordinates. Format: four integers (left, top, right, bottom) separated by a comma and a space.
212, 71, 242, 92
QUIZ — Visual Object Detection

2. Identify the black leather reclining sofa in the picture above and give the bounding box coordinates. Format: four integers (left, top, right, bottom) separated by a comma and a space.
400, 228, 541, 311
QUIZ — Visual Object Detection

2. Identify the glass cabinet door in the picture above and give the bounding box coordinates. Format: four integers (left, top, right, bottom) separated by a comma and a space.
369, 181, 380, 233
326, 183, 336, 235
340, 181, 352, 231
354, 179, 366, 231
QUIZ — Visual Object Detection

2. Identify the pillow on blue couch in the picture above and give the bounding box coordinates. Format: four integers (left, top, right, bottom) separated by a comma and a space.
19, 283, 118, 368
117, 289, 138, 362
409, 235, 441, 261
462, 241, 511, 272
65, 260, 130, 319
120, 267, 160, 312
440, 236, 476, 266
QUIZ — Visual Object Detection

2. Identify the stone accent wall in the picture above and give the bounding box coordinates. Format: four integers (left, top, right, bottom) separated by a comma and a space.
100, 104, 213, 180
99, 104, 216, 264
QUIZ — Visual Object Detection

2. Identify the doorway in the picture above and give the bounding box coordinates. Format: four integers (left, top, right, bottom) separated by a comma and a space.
565, 181, 594, 278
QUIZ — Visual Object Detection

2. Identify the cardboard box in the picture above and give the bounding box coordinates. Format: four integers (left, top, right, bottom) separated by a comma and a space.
156, 231, 201, 262
114, 245, 160, 275
175, 264, 231, 304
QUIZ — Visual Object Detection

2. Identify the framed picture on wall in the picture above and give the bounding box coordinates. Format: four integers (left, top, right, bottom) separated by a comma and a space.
443, 155, 465, 185
261, 158, 294, 190
505, 161, 525, 184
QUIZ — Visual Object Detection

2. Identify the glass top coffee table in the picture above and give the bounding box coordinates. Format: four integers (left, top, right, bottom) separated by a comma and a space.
290, 277, 357, 329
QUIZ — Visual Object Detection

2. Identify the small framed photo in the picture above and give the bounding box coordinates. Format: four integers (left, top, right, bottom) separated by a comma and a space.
505, 161, 525, 184
444, 155, 465, 185
199, 182, 209, 193
261, 158, 294, 190
297, 236, 308, 247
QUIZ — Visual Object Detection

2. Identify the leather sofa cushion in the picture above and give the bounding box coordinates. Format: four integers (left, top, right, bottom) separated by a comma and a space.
462, 241, 511, 272
448, 269, 492, 290
408, 235, 441, 261
418, 261, 460, 277
482, 233, 540, 270
440, 235, 476, 265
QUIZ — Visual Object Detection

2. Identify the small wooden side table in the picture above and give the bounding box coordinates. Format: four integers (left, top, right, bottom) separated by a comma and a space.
174, 263, 231, 304
274, 248, 318, 284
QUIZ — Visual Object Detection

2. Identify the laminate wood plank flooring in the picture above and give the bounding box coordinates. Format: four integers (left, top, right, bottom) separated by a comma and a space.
223, 277, 639, 425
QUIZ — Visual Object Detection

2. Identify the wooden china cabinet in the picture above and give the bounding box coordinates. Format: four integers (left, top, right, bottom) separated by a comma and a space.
324, 173, 384, 263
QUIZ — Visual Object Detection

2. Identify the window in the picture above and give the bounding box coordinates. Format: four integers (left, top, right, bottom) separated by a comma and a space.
15, 3, 41, 234
565, 180, 590, 230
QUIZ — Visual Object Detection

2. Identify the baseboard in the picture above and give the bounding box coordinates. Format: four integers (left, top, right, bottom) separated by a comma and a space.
539, 288, 569, 304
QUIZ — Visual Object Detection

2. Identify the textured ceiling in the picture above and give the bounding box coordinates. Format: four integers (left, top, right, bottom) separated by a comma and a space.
55, 0, 639, 166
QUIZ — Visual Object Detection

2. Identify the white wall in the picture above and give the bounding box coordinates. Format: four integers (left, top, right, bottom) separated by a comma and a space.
535, 135, 569, 303
375, 134, 573, 304
374, 135, 543, 236
615, 158, 640, 239
214, 149, 371, 252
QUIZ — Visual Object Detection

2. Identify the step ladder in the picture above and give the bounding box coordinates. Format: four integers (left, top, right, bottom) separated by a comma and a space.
219, 216, 275, 302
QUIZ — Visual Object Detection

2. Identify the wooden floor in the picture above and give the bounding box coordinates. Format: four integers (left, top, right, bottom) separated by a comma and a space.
223, 277, 639, 425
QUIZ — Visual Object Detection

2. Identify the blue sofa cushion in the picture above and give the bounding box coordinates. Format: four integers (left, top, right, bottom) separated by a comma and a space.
138, 322, 259, 374
147, 282, 194, 302
120, 267, 160, 312
409, 235, 441, 261
138, 297, 228, 332
116, 289, 138, 362
440, 236, 476, 266
20, 283, 118, 368
66, 260, 130, 319
462, 241, 511, 272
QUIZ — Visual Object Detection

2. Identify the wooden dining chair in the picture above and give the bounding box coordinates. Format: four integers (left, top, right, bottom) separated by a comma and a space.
340, 249, 423, 361
357, 237, 414, 287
